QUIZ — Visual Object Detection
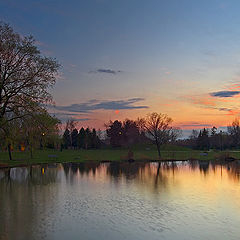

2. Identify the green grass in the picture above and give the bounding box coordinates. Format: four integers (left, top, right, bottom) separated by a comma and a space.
1, 144, 240, 168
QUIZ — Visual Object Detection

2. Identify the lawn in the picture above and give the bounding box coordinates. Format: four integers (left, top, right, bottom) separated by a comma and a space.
0, 144, 240, 167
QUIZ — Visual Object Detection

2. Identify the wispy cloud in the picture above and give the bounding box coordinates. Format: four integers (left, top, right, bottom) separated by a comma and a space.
49, 112, 91, 122
179, 122, 212, 128
182, 92, 240, 116
217, 107, 233, 112
52, 98, 148, 113
89, 68, 122, 75
210, 90, 240, 98
184, 94, 216, 107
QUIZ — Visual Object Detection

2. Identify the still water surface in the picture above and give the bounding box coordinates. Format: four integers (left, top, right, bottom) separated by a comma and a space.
1, 161, 240, 240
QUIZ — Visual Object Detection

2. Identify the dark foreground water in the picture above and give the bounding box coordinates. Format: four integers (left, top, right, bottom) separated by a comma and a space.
1, 161, 240, 240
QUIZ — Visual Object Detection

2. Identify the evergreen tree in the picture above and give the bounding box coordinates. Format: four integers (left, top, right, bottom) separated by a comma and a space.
122, 119, 140, 146
85, 128, 91, 149
78, 127, 86, 149
197, 128, 209, 150
197, 130, 202, 149
228, 119, 240, 148
71, 128, 78, 149
91, 128, 97, 148
202, 128, 209, 150
210, 126, 218, 149
105, 120, 123, 147
63, 129, 71, 149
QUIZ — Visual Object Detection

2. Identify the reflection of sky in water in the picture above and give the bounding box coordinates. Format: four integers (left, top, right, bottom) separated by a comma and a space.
1, 161, 240, 240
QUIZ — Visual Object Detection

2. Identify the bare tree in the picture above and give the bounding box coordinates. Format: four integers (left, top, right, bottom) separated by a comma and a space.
228, 119, 240, 147
0, 22, 60, 127
66, 119, 76, 147
139, 112, 180, 158
66, 119, 76, 133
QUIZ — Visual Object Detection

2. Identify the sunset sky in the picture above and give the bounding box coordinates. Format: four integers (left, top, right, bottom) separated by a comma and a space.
2, 0, 240, 134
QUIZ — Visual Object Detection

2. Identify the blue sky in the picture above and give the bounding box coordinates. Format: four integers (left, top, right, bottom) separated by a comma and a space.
1, 0, 240, 131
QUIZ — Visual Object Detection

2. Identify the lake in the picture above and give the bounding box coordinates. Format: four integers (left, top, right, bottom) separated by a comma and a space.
1, 161, 240, 240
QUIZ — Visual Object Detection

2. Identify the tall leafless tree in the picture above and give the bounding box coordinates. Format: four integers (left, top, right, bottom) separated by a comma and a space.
228, 119, 240, 148
139, 112, 181, 158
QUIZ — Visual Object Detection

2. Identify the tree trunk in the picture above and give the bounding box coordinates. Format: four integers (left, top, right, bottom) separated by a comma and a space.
8, 143, 12, 160
156, 140, 161, 159
154, 162, 162, 188
29, 165, 33, 178
156, 162, 161, 176
30, 144, 33, 159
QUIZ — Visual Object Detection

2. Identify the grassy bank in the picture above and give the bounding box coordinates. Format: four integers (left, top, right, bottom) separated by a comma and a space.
0, 144, 240, 167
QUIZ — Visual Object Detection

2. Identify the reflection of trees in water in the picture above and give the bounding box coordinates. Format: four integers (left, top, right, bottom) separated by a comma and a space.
106, 162, 121, 183
29, 164, 58, 185
196, 160, 240, 181
210, 161, 217, 173
61, 161, 185, 191
154, 162, 168, 190
106, 161, 181, 192
198, 161, 210, 175
107, 162, 146, 181
0, 164, 58, 185
60, 161, 183, 193
152, 162, 180, 191
197, 161, 240, 181
62, 162, 71, 176
0, 175, 34, 239
0, 165, 59, 240
161, 161, 178, 175
188, 160, 198, 171
223, 161, 240, 181
62, 162, 100, 182
187, 160, 240, 181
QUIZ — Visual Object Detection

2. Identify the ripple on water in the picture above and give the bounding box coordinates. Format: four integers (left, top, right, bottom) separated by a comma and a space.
1, 162, 240, 240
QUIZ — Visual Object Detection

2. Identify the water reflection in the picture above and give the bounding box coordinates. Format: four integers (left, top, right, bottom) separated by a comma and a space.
1, 160, 240, 192
1, 161, 240, 240
198, 160, 210, 175
0, 165, 60, 240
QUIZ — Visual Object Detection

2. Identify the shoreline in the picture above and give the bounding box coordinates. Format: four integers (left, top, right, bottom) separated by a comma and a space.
0, 157, 237, 169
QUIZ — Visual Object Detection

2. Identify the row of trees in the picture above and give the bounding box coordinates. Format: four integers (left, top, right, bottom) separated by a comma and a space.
61, 113, 182, 158
181, 119, 240, 150
105, 113, 182, 157
105, 119, 147, 147
0, 110, 61, 159
62, 121, 101, 149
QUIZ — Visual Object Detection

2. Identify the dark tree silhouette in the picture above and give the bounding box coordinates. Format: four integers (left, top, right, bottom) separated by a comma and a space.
91, 128, 101, 148
122, 119, 140, 146
228, 119, 240, 148
71, 128, 78, 149
105, 120, 123, 147
0, 22, 59, 127
63, 129, 71, 149
84, 128, 91, 149
139, 112, 181, 158
78, 127, 86, 149
197, 128, 209, 150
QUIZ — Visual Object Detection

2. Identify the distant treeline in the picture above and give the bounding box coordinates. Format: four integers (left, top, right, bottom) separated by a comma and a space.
62, 119, 150, 150
105, 119, 149, 147
178, 120, 240, 150
62, 127, 101, 149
